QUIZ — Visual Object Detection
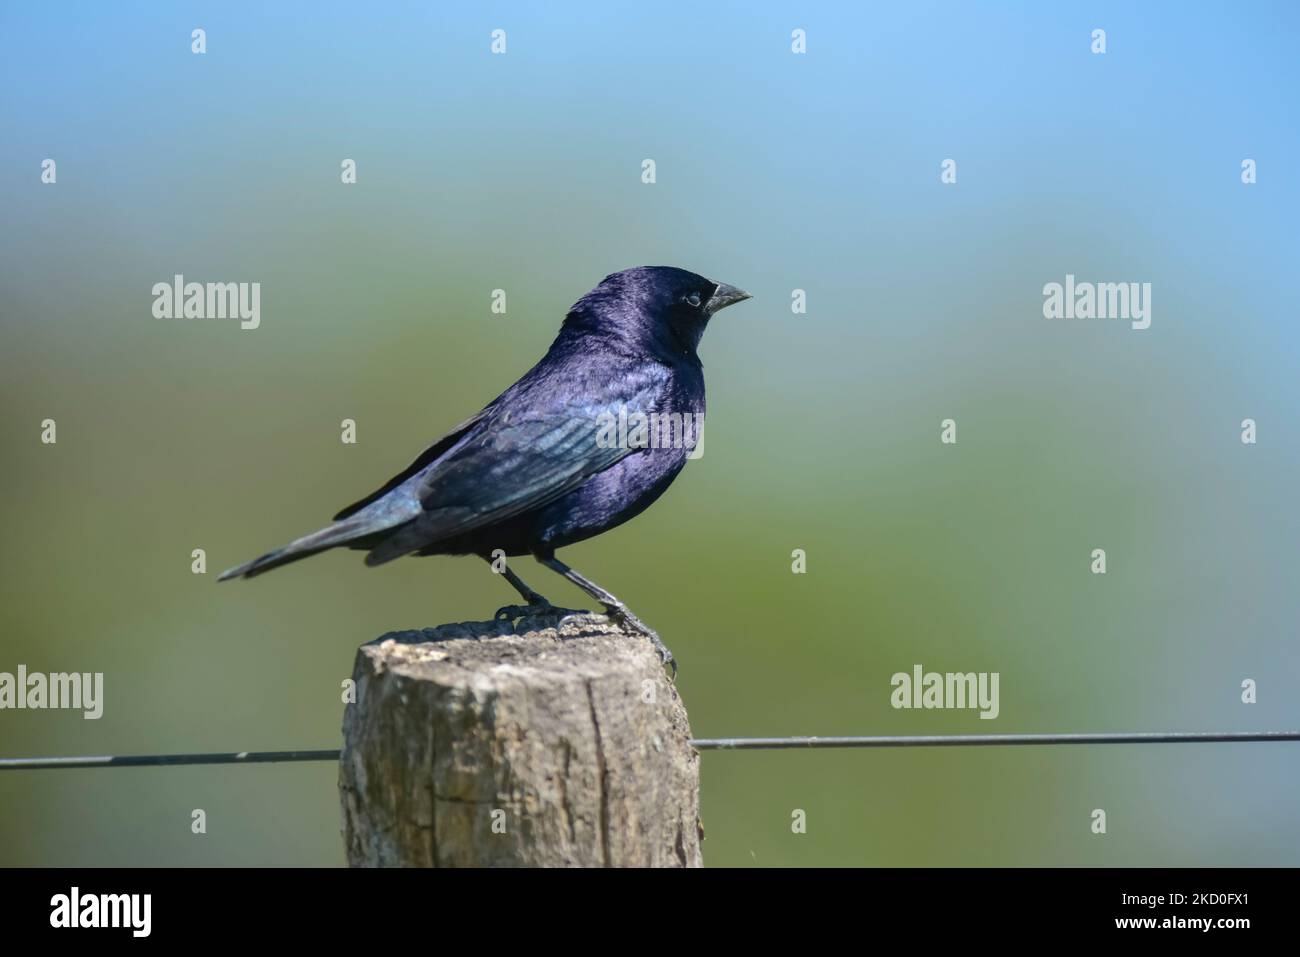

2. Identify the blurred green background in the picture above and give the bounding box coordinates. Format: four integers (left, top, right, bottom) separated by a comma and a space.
2, 2, 1297, 866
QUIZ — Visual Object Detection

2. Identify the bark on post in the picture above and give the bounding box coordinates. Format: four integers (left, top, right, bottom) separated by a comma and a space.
339, 613, 702, 867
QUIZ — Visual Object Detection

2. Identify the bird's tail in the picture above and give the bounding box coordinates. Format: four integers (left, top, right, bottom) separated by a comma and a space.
217, 519, 376, 581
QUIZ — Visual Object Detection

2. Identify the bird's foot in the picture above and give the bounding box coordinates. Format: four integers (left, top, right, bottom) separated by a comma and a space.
495, 602, 594, 634
495, 601, 556, 621
602, 604, 677, 679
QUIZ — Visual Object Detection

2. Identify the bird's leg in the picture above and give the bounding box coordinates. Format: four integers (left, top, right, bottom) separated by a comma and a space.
487, 557, 557, 621
537, 555, 677, 677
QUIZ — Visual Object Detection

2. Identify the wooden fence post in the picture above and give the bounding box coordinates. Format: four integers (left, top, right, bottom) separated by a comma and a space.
339, 613, 702, 867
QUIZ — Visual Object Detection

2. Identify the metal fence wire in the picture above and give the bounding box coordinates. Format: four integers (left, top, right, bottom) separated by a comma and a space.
3, 730, 1298, 771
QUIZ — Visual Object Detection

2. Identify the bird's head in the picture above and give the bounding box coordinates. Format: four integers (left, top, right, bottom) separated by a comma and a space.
563, 266, 751, 360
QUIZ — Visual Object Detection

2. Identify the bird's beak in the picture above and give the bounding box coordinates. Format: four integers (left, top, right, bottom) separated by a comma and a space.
705, 282, 752, 316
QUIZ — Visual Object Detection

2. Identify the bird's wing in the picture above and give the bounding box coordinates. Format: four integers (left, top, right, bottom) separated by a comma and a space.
332, 409, 489, 521
362, 366, 666, 564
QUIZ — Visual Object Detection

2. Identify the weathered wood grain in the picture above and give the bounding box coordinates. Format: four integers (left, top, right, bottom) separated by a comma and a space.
339, 613, 701, 867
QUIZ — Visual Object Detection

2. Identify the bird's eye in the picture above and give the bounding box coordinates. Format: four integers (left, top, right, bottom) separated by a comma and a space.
684, 293, 702, 308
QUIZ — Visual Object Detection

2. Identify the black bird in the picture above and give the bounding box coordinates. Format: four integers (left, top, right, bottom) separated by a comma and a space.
219, 266, 751, 671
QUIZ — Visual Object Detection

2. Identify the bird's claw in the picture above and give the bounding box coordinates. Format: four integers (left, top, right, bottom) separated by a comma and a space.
603, 604, 677, 679
495, 602, 555, 621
